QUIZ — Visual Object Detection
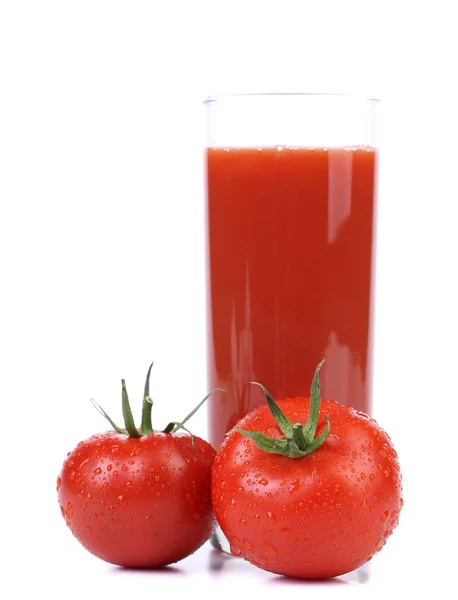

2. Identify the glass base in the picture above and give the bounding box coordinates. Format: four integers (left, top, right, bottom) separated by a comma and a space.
210, 525, 232, 554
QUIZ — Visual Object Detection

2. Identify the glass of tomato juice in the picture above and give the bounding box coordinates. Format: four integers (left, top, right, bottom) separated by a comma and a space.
203, 94, 379, 550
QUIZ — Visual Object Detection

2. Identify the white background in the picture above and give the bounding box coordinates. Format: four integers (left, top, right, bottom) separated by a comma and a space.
1, 1, 456, 598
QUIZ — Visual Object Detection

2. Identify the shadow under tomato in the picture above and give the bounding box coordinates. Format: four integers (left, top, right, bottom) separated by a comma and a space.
269, 563, 371, 586
269, 573, 349, 586
208, 548, 371, 584
108, 564, 185, 576
208, 548, 239, 573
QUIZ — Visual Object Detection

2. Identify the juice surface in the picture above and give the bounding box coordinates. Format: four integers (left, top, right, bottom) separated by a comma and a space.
205, 146, 377, 448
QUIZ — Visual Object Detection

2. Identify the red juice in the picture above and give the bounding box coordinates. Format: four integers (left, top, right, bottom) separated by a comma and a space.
205, 146, 377, 448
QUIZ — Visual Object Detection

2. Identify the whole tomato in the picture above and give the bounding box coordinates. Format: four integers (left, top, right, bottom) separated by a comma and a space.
58, 363, 219, 568
212, 361, 403, 579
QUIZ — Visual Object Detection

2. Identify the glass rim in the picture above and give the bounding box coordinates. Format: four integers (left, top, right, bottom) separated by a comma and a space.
203, 92, 380, 105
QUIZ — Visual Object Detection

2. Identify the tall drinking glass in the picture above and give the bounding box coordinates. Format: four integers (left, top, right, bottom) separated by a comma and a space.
204, 94, 379, 551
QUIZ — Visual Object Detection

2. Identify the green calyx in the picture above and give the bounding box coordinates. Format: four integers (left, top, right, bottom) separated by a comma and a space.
91, 361, 224, 445
237, 359, 330, 459
161, 388, 224, 449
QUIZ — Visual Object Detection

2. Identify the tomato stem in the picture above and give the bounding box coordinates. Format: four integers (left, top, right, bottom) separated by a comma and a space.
90, 398, 125, 435
91, 362, 224, 442
172, 388, 226, 432
302, 359, 325, 444
249, 382, 293, 438
292, 423, 307, 451
122, 380, 141, 438
238, 360, 330, 459
140, 362, 154, 435
162, 388, 226, 448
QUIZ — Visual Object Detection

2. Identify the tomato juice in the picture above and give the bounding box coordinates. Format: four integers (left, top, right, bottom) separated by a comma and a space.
205, 146, 377, 448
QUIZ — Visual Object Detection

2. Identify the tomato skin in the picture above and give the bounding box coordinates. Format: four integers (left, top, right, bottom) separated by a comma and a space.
212, 398, 403, 579
58, 431, 216, 567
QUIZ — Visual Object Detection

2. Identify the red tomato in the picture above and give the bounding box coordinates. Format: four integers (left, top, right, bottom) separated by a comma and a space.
58, 431, 215, 567
211, 362, 403, 579
57, 363, 218, 567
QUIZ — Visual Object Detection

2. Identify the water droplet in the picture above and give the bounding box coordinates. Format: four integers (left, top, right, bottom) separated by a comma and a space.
243, 538, 254, 550
161, 465, 168, 472
230, 498, 236, 506
258, 478, 269, 486
384, 467, 391, 478
381, 510, 389, 523
56, 476, 61, 491
66, 503, 73, 518
360, 473, 366, 480
117, 495, 127, 507
107, 464, 112, 472
93, 467, 102, 475
369, 473, 375, 482
121, 465, 129, 472
266, 512, 276, 522
253, 513, 260, 521
266, 544, 277, 556
233, 535, 240, 544
280, 527, 290, 537
126, 481, 133, 487
288, 480, 300, 494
